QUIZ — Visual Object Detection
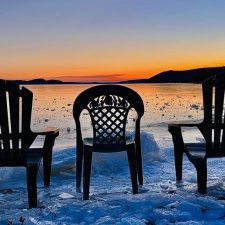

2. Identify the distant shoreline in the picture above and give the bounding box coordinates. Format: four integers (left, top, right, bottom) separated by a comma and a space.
20, 82, 202, 85
13, 81, 203, 85
6, 65, 225, 85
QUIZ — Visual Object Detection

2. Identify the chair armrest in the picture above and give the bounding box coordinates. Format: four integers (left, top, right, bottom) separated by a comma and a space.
168, 122, 203, 134
168, 122, 204, 153
168, 122, 202, 129
36, 127, 59, 156
168, 124, 182, 136
168, 124, 185, 154
33, 127, 59, 137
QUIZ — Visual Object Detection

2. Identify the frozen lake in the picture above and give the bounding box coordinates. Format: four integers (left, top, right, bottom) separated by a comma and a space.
28, 83, 204, 149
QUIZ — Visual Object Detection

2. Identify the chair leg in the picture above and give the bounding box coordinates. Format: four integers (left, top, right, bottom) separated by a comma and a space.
43, 147, 53, 186
43, 136, 55, 186
26, 165, 38, 208
136, 142, 143, 185
174, 145, 183, 181
76, 147, 83, 188
195, 159, 207, 194
83, 146, 92, 200
169, 125, 185, 181
127, 145, 138, 194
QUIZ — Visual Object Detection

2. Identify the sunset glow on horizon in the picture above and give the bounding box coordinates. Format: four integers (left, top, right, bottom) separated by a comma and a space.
1, 1, 225, 82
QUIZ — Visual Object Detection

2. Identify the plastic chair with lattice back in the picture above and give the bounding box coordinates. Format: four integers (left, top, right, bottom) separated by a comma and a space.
73, 85, 144, 199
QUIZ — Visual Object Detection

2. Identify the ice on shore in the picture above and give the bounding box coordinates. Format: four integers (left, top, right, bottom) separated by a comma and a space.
1, 131, 225, 224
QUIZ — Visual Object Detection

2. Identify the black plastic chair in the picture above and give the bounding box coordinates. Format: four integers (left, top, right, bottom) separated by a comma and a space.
0, 80, 59, 208
169, 72, 225, 193
73, 85, 144, 199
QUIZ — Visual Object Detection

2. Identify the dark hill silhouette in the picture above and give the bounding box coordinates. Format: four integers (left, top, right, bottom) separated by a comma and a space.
6, 66, 225, 84
10, 78, 107, 85
12, 79, 65, 85
120, 66, 225, 83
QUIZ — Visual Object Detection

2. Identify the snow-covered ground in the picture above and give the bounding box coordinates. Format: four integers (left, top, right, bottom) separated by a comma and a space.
1, 84, 225, 224
1, 130, 225, 225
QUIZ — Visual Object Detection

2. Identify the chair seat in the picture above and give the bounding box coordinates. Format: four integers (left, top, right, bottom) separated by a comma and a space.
27, 148, 43, 166
185, 143, 225, 158
0, 148, 43, 167
83, 136, 135, 152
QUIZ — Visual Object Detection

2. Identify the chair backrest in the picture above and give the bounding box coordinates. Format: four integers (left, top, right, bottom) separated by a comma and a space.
201, 72, 225, 153
73, 85, 144, 151
0, 80, 35, 164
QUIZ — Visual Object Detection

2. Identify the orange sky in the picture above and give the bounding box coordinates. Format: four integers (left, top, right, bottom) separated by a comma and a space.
1, 1, 225, 82
2, 61, 225, 82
